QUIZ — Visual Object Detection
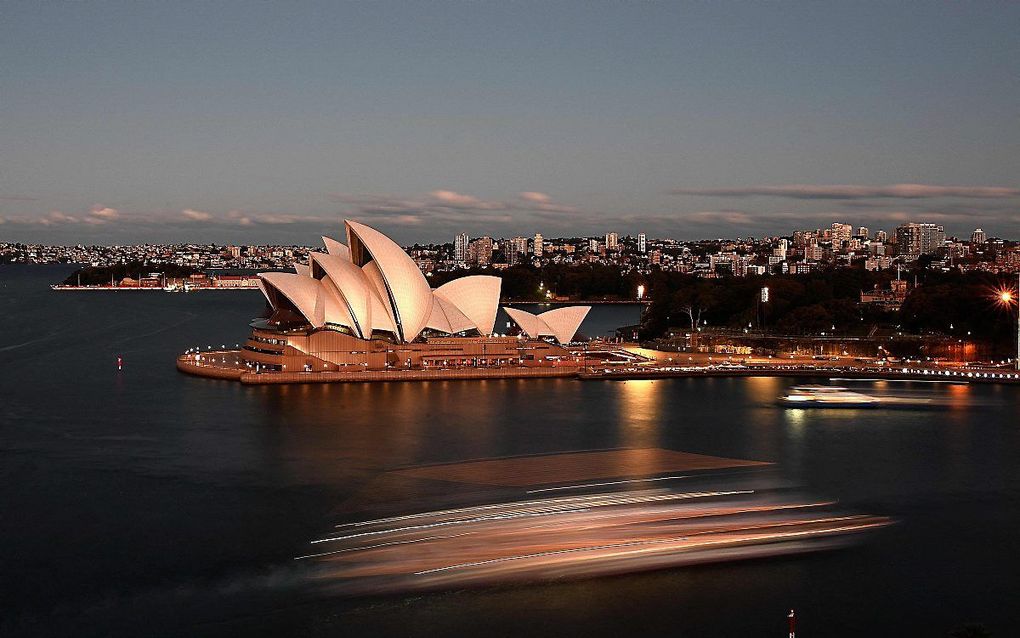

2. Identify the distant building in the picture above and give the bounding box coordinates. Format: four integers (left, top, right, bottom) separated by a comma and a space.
773, 238, 788, 260
508, 236, 529, 265
637, 232, 647, 254
468, 236, 493, 266
874, 229, 888, 243
896, 223, 945, 261
971, 228, 987, 244
533, 233, 544, 257
860, 278, 909, 310
857, 227, 869, 239
605, 232, 619, 251
831, 223, 853, 246
454, 233, 469, 264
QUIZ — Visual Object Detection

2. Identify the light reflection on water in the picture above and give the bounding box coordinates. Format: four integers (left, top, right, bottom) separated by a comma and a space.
3, 266, 1020, 637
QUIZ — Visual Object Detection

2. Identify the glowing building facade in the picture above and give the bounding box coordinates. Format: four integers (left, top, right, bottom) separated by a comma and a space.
244, 220, 590, 373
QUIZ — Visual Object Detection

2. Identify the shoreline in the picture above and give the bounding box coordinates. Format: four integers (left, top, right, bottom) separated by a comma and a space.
177, 350, 1020, 386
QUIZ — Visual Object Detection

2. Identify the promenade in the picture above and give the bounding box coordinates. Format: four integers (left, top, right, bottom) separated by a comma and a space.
176, 351, 579, 384
177, 348, 1020, 386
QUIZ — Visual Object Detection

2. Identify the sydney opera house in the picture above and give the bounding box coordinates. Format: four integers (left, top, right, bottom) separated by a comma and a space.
182, 220, 591, 381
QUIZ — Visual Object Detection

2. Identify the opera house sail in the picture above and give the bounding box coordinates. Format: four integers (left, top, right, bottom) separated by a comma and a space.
180, 220, 591, 382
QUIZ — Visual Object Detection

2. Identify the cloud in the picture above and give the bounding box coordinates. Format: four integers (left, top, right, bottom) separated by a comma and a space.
43, 211, 81, 225
181, 208, 212, 221
80, 205, 121, 224
429, 190, 499, 209
672, 184, 1020, 200
519, 191, 551, 204
89, 205, 120, 219
328, 189, 581, 231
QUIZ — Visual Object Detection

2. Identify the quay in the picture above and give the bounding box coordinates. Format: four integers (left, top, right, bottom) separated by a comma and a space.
177, 349, 1020, 386
177, 351, 579, 384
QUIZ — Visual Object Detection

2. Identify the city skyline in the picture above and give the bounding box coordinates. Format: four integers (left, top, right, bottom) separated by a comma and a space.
3, 3, 1019, 244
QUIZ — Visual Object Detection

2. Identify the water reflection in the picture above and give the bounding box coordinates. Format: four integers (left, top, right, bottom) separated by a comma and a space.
617, 380, 662, 451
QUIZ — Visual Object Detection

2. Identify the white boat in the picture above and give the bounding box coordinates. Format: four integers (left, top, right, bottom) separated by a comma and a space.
778, 385, 880, 408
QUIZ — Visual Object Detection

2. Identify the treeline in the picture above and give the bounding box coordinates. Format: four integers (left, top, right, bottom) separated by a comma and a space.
63, 262, 199, 286
430, 264, 1016, 345
638, 266, 1018, 345
638, 267, 897, 338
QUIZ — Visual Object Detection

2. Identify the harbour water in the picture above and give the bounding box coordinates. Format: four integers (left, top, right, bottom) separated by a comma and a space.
2, 264, 1019, 636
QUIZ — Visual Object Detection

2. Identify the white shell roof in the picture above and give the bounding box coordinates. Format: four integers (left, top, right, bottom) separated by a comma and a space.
310, 252, 375, 338
260, 272, 326, 328
538, 306, 591, 344
346, 220, 434, 342
434, 275, 501, 336
257, 221, 511, 342
361, 260, 399, 334
504, 306, 591, 344
426, 295, 476, 334
321, 236, 351, 260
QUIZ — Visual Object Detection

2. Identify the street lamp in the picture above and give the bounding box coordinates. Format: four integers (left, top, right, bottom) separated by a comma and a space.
995, 275, 1019, 370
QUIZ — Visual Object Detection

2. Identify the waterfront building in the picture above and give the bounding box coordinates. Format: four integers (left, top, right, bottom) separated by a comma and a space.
243, 221, 590, 374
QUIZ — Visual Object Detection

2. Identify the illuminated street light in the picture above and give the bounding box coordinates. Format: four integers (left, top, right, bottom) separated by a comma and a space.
995, 275, 1019, 371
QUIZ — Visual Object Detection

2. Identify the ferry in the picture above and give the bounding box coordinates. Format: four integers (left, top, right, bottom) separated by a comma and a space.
778, 385, 880, 408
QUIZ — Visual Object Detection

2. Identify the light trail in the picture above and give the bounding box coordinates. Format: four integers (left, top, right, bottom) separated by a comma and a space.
414, 516, 886, 576
295, 532, 474, 560
526, 475, 691, 493
302, 486, 889, 595
331, 489, 752, 533
312, 507, 594, 544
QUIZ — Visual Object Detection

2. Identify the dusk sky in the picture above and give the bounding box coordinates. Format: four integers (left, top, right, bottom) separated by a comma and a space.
2, 1, 1018, 245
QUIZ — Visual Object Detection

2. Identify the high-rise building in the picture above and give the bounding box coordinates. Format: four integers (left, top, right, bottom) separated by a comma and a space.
857, 227, 869, 239
468, 236, 493, 266
895, 223, 945, 260
637, 233, 647, 254
773, 238, 788, 260
971, 228, 987, 244
874, 229, 888, 243
605, 232, 619, 251
588, 238, 599, 253
831, 223, 853, 246
454, 233, 469, 264
533, 233, 544, 257
793, 230, 818, 248
508, 236, 529, 265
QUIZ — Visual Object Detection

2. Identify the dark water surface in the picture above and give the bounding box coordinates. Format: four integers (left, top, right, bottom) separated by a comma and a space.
2, 265, 1019, 636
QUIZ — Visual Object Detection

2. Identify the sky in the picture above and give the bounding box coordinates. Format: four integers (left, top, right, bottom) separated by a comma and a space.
2, 1, 1019, 245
